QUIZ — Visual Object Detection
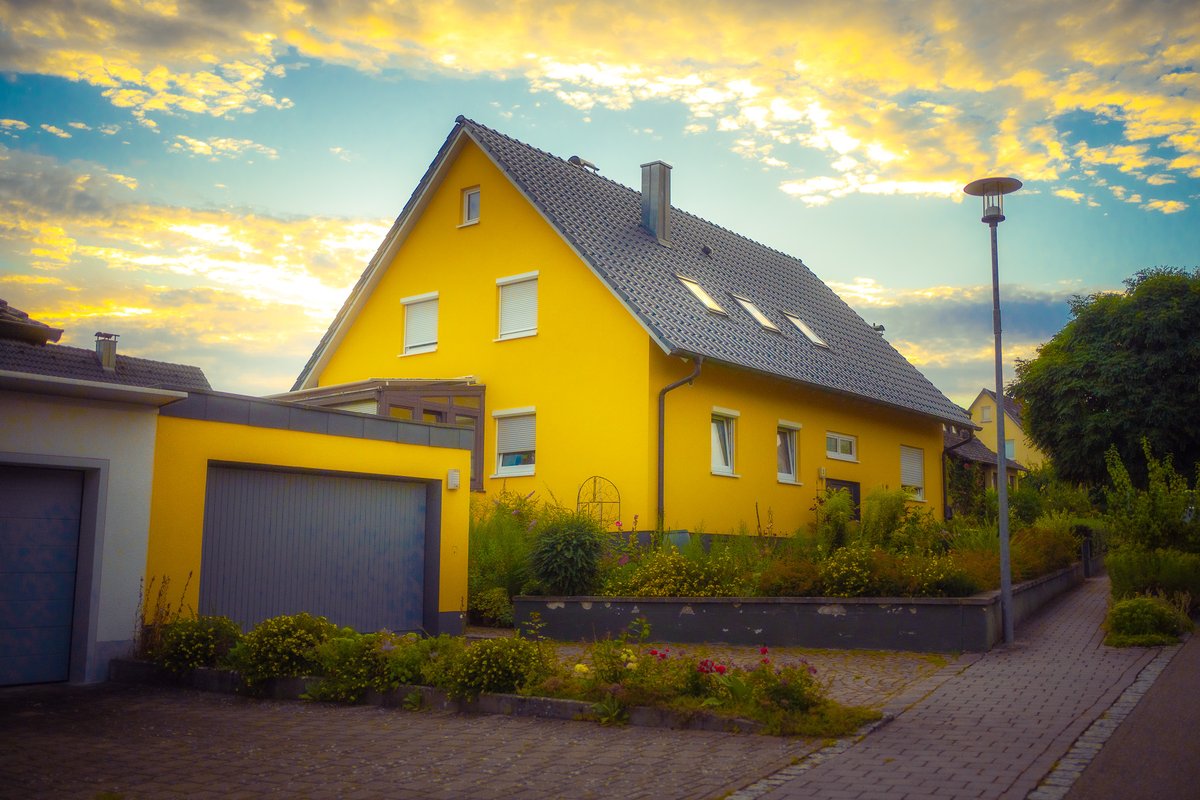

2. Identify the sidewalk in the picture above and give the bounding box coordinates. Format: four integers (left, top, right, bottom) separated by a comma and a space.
736, 577, 1161, 800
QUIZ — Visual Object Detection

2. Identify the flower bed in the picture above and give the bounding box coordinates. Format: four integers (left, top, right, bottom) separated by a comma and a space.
514, 563, 1087, 652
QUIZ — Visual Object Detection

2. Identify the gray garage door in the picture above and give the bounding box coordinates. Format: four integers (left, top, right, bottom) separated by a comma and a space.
199, 466, 427, 633
0, 466, 83, 686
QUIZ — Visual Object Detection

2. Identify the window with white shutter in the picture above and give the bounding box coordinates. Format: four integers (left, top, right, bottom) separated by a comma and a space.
402, 293, 438, 355
497, 273, 538, 340
494, 408, 535, 476
900, 445, 925, 501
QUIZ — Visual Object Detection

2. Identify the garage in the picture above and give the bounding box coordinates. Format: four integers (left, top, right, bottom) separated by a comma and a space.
199, 464, 429, 633
0, 466, 84, 686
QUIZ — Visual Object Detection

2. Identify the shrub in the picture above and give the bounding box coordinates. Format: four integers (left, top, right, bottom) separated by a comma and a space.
227, 612, 339, 687
1104, 595, 1193, 647
757, 556, 821, 596
1107, 549, 1200, 610
600, 546, 744, 597
812, 488, 856, 552
1105, 441, 1199, 552
529, 509, 605, 595
468, 492, 538, 624
1011, 514, 1081, 580
308, 630, 380, 703
819, 545, 874, 597
439, 636, 548, 700
155, 615, 242, 673
859, 488, 911, 549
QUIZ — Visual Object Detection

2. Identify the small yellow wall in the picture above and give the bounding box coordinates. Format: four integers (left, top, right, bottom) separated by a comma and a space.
146, 415, 471, 622
968, 394, 1047, 471
655, 354, 946, 534
319, 139, 654, 525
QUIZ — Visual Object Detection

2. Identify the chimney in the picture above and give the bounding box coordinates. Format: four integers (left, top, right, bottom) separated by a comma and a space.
95, 331, 119, 372
640, 160, 672, 246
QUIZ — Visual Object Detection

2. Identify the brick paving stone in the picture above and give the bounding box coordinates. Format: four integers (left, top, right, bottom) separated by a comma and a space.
736, 578, 1156, 800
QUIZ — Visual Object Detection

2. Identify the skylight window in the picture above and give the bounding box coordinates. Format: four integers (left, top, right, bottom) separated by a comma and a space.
784, 312, 828, 348
732, 295, 780, 332
677, 276, 726, 314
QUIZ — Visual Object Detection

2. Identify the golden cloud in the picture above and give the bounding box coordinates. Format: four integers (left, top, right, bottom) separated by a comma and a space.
169, 134, 280, 160
1, 1, 1197, 208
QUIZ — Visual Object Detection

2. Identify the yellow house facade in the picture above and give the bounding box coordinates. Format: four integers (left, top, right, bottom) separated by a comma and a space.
288, 117, 971, 535
968, 388, 1047, 473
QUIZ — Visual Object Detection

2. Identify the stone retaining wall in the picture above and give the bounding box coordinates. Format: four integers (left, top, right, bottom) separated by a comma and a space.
515, 563, 1086, 652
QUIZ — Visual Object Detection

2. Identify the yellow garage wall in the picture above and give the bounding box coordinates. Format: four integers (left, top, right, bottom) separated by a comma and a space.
654, 354, 946, 535
146, 415, 471, 622
319, 139, 655, 525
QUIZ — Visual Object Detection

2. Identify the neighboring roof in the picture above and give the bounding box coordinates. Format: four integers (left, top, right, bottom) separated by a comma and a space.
294, 117, 969, 426
0, 299, 63, 345
0, 337, 211, 391
944, 429, 1027, 472
974, 388, 1025, 428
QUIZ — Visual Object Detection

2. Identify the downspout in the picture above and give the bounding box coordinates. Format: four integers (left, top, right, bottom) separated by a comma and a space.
657, 355, 703, 531
943, 430, 977, 520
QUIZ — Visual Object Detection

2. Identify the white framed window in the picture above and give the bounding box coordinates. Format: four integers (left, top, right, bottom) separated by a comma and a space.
678, 276, 726, 314
900, 445, 925, 501
461, 187, 480, 226
733, 294, 780, 332
401, 292, 438, 355
497, 272, 538, 340
777, 420, 801, 483
493, 407, 535, 477
1005, 439, 1015, 460
981, 405, 993, 422
783, 312, 828, 348
826, 432, 857, 462
711, 407, 739, 476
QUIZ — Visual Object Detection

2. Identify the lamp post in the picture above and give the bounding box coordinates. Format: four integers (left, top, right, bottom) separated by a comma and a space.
963, 176, 1021, 646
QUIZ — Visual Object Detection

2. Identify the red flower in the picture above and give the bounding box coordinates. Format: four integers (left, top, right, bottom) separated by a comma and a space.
649, 649, 658, 656
715, 664, 727, 675
760, 646, 769, 655
761, 657, 770, 665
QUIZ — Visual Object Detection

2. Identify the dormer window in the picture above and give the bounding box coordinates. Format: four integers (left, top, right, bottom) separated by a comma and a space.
461, 187, 480, 226
783, 312, 828, 348
678, 276, 725, 314
732, 295, 780, 332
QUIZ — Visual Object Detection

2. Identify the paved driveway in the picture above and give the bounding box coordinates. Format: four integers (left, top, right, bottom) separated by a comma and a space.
0, 683, 819, 800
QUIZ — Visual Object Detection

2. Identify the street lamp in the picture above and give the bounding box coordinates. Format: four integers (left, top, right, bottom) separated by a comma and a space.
963, 176, 1021, 646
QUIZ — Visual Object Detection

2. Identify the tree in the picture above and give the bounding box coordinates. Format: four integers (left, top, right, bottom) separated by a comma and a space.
1012, 267, 1200, 488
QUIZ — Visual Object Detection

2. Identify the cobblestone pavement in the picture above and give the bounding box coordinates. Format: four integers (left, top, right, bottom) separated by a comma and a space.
0, 683, 818, 800
738, 577, 1159, 800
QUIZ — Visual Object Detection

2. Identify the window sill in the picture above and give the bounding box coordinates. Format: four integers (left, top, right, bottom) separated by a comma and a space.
495, 331, 537, 342
457, 219, 480, 229
492, 469, 534, 479
826, 454, 858, 463
711, 470, 740, 478
777, 478, 804, 486
399, 347, 437, 357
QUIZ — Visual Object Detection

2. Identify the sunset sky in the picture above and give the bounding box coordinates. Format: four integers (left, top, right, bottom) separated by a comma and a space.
1, 1, 1197, 405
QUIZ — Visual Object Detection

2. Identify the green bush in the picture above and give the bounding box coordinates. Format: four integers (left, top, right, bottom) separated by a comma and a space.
1105, 441, 1199, 552
468, 492, 539, 625
860, 488, 911, 549
529, 509, 605, 595
227, 612, 339, 687
1107, 549, 1200, 610
155, 615, 242, 673
1104, 595, 1193, 647
308, 630, 380, 703
601, 546, 743, 597
757, 556, 822, 596
819, 545, 874, 596
439, 636, 548, 700
813, 488, 855, 552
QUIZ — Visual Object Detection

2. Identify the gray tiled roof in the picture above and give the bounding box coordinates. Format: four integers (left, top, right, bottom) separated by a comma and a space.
0, 337, 211, 391
0, 298, 63, 344
944, 429, 1026, 472
296, 117, 969, 426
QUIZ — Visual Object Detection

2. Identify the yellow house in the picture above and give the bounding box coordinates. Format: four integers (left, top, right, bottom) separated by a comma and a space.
967, 388, 1047, 473
287, 117, 972, 535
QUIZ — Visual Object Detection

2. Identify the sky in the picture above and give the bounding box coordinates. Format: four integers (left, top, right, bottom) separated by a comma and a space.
1, 1, 1197, 406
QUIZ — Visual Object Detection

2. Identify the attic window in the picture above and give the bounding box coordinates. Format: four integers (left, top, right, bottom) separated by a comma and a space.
461, 187, 480, 226
678, 276, 726, 314
732, 295, 780, 332
783, 312, 828, 348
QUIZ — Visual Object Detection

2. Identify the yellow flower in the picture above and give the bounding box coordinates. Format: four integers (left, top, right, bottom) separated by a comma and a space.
574, 663, 590, 675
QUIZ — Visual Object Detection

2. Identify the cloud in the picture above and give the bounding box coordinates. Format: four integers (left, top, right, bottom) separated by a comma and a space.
40, 124, 71, 138
169, 134, 279, 160
1, 1, 1196, 209
0, 146, 390, 392
68, 122, 91, 130
1141, 198, 1189, 214
831, 278, 1082, 405
1, 119, 29, 131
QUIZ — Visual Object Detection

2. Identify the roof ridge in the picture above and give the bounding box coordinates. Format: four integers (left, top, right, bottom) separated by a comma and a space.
458, 117, 810, 270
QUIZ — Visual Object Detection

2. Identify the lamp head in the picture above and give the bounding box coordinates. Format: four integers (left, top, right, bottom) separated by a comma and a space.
964, 177, 1022, 224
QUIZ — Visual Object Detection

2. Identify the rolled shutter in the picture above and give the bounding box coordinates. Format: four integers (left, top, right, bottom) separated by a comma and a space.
405, 299, 438, 352
499, 278, 537, 337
